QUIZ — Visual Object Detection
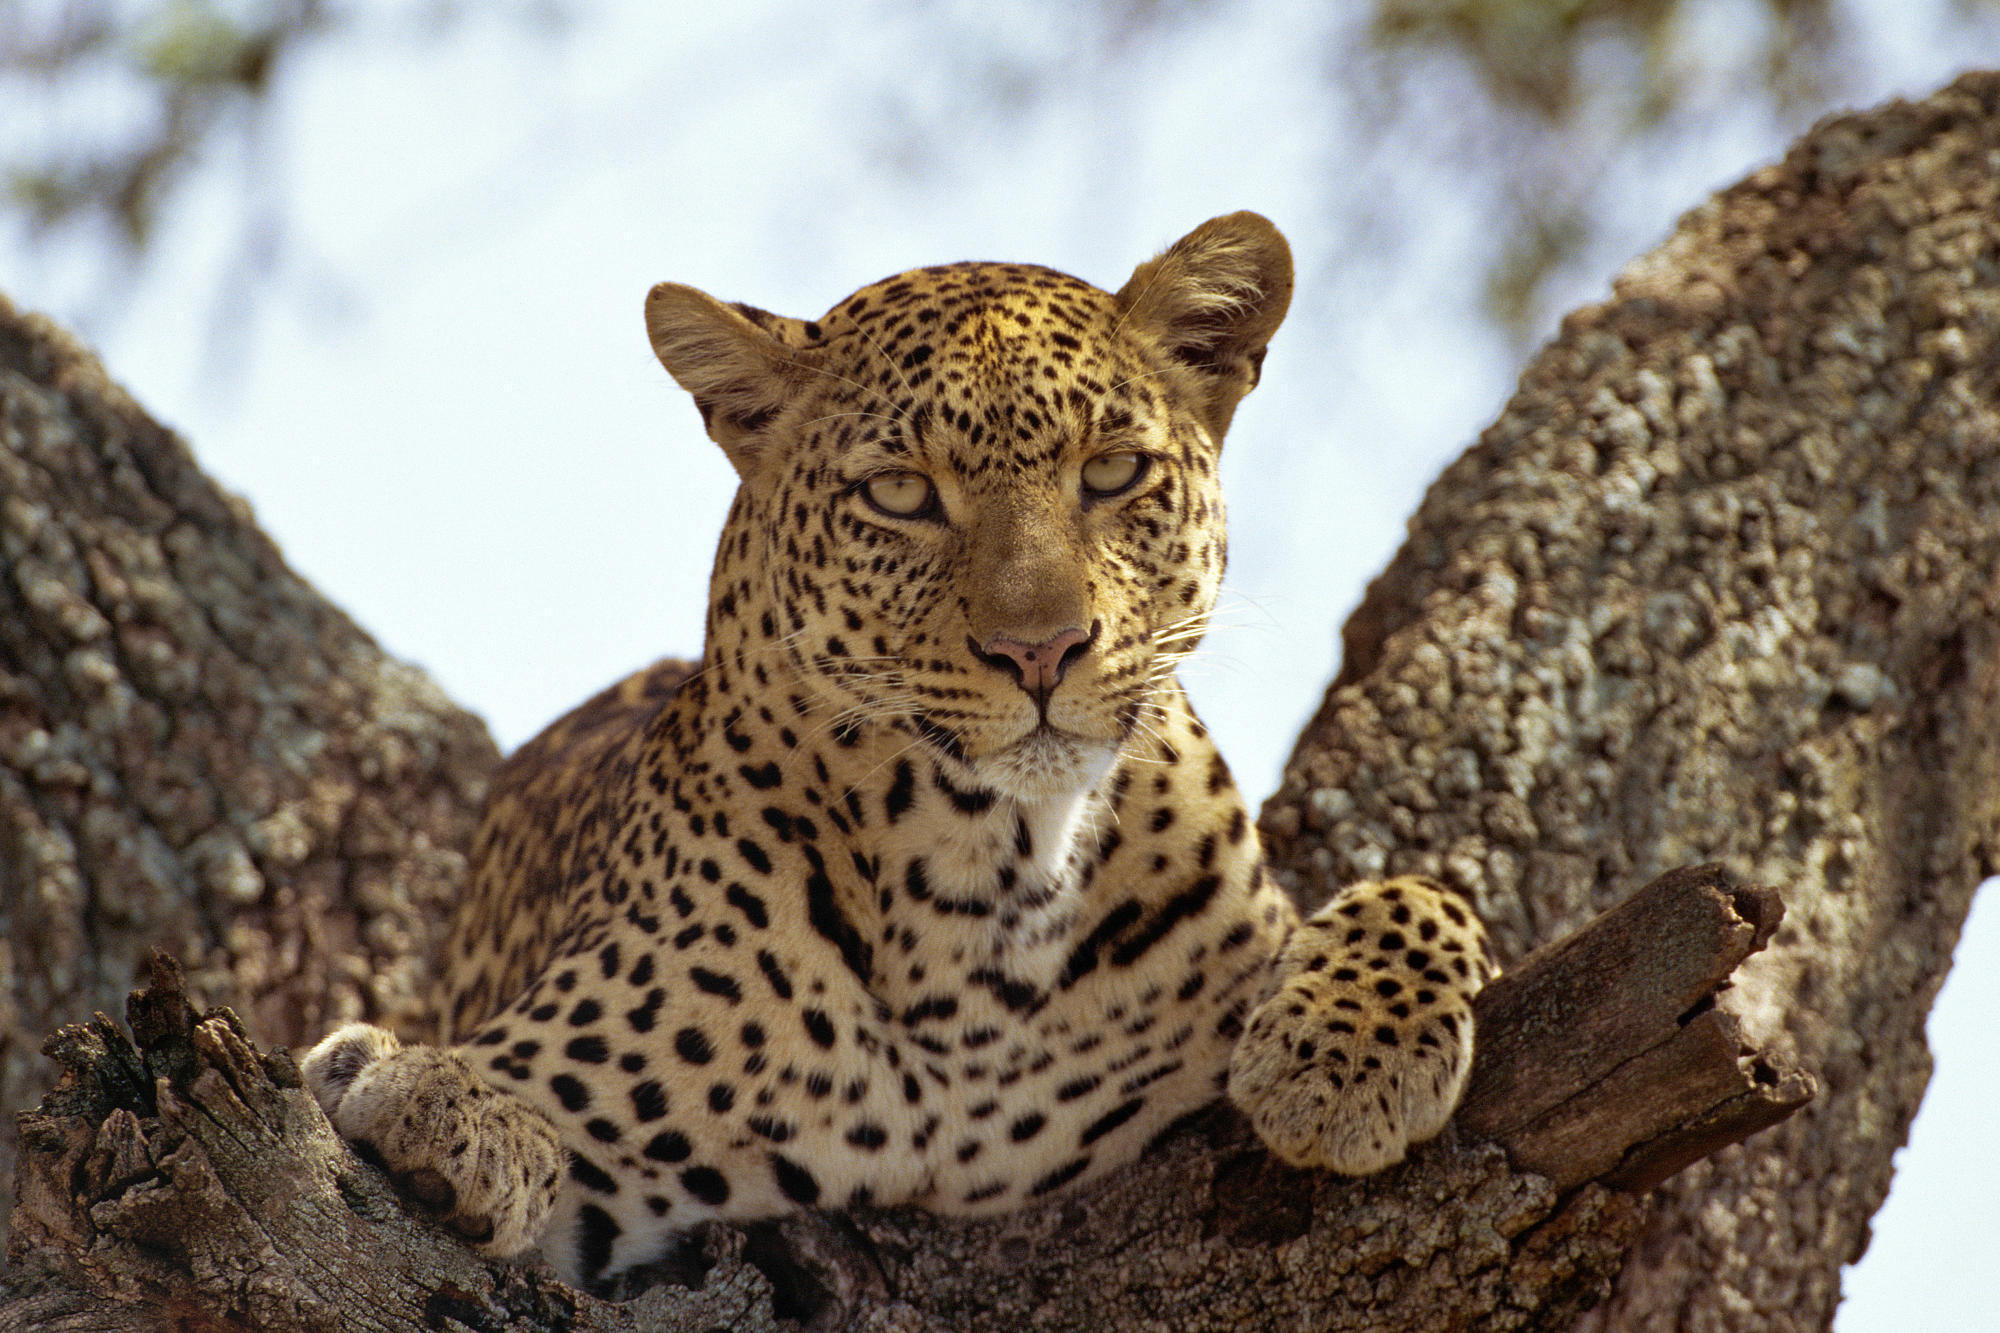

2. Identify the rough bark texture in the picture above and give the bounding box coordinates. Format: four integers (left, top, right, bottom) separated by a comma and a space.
3, 71, 1998, 1332
1260, 72, 2000, 1332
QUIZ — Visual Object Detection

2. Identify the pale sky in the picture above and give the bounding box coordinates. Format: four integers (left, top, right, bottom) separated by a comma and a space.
3, 1, 1996, 1324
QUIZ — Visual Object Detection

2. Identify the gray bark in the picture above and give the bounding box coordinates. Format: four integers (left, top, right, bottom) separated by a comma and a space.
5, 70, 1999, 1333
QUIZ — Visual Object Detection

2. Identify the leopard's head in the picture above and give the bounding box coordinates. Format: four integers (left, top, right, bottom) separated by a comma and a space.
647, 213, 1291, 799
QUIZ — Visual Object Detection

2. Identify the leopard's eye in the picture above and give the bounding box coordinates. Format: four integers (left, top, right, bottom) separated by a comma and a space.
1081, 451, 1149, 498
863, 472, 937, 518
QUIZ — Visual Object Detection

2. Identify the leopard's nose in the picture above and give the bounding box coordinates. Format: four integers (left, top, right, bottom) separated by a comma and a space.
972, 626, 1093, 693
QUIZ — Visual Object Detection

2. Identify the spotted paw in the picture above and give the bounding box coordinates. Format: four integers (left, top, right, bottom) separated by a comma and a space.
301, 1022, 565, 1256
1228, 875, 1494, 1173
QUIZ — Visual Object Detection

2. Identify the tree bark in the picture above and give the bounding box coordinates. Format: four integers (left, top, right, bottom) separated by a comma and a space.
4, 70, 1998, 1333
1260, 73, 2000, 1330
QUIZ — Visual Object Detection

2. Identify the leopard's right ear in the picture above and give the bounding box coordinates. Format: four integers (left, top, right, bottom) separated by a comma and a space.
645, 283, 813, 478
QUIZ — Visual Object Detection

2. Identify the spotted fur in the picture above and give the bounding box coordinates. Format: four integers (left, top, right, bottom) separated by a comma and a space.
301, 213, 1494, 1285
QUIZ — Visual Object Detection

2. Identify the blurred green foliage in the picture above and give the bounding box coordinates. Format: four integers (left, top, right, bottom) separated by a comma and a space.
4, 1, 325, 248
1361, 0, 1858, 335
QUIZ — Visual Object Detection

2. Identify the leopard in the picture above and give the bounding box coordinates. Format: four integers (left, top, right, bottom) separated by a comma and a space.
302, 212, 1495, 1287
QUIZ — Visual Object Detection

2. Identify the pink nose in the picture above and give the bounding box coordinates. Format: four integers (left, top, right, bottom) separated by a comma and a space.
980, 627, 1090, 693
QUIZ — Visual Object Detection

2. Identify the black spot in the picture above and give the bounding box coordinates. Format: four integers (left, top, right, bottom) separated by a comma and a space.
586, 1118, 621, 1143
846, 1122, 888, 1150
627, 987, 666, 1033
551, 1074, 590, 1111
576, 1203, 620, 1280
1109, 875, 1222, 967
680, 1166, 730, 1206
692, 967, 743, 1003
566, 1036, 609, 1064
885, 760, 917, 821
1058, 898, 1144, 989
1080, 1098, 1145, 1146
632, 1081, 668, 1122
899, 995, 958, 1026
934, 769, 995, 814
770, 1153, 822, 1205
1028, 1157, 1091, 1197
804, 846, 873, 982
968, 967, 1042, 1013
736, 839, 773, 875
570, 1154, 618, 1195
1056, 1074, 1100, 1102
644, 1130, 691, 1163
675, 1028, 715, 1065
748, 1115, 793, 1143
757, 949, 794, 999
708, 1083, 736, 1113
1009, 1112, 1047, 1142
803, 1008, 837, 1049
740, 762, 783, 789
727, 882, 771, 928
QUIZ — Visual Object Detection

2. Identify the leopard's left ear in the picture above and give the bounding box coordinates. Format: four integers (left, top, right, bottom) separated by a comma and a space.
1115, 212, 1293, 441
646, 283, 815, 479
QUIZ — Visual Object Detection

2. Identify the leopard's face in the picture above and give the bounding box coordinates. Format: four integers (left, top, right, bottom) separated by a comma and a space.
743, 269, 1230, 798
650, 216, 1291, 801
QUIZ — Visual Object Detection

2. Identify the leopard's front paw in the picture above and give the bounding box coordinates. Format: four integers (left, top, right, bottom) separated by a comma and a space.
302, 1022, 565, 1256
1228, 875, 1493, 1174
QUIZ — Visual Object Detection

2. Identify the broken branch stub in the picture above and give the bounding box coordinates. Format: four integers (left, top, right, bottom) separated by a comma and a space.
1460, 863, 1814, 1193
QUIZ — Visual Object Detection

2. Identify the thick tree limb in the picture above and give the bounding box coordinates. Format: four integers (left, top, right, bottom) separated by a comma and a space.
7, 861, 1800, 1333
4, 70, 1998, 1333
1261, 73, 2000, 1331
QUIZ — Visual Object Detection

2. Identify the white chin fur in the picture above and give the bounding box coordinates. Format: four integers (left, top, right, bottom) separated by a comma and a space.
979, 728, 1118, 802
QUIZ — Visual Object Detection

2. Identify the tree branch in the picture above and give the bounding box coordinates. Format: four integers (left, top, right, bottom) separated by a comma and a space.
1262, 72, 2000, 1330
8, 859, 1802, 1333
